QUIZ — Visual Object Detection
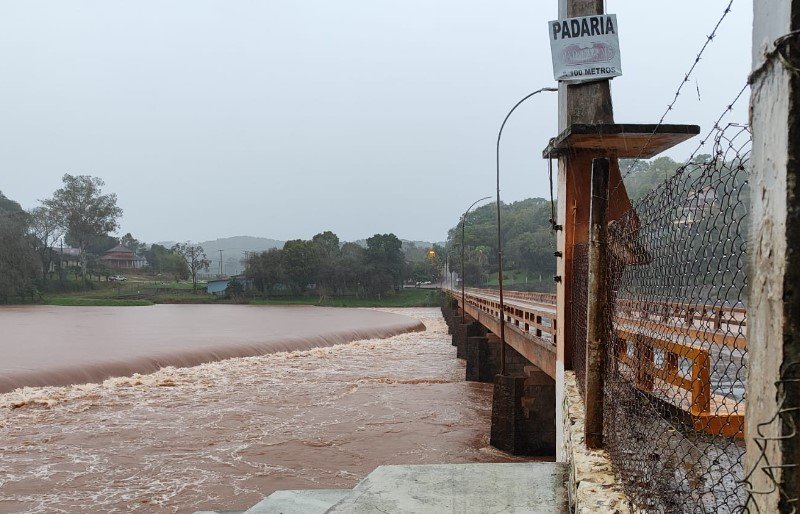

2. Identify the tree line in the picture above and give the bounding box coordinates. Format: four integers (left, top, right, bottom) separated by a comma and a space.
442, 156, 696, 292
445, 197, 558, 291
0, 174, 445, 302
0, 174, 216, 302
244, 232, 418, 298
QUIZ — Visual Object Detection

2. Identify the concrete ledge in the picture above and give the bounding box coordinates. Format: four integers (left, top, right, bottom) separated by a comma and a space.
326, 463, 568, 513
562, 371, 630, 514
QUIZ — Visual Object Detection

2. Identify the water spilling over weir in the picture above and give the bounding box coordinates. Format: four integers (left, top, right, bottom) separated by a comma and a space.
0, 304, 424, 393
0, 308, 526, 513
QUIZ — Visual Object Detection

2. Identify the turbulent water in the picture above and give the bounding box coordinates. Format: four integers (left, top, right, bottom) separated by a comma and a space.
0, 308, 526, 513
0, 304, 423, 392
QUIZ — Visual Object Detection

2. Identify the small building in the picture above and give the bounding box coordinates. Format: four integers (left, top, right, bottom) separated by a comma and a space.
49, 246, 81, 272
100, 244, 147, 270
676, 185, 718, 225
206, 275, 254, 296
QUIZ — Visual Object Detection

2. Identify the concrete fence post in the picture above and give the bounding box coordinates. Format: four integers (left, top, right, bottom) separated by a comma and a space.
745, 0, 800, 510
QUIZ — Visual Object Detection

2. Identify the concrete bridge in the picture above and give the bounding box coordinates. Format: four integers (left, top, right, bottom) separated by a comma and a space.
443, 285, 748, 444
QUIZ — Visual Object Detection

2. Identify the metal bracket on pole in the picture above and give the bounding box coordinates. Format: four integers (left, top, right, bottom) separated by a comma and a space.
585, 157, 610, 449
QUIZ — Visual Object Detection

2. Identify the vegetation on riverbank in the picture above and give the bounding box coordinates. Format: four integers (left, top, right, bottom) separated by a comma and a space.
249, 288, 439, 307
38, 286, 439, 308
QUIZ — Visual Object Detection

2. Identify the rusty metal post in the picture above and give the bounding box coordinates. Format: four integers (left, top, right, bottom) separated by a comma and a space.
584, 157, 610, 449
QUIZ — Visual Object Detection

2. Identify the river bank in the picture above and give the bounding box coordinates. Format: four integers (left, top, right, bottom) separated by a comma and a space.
39, 287, 439, 308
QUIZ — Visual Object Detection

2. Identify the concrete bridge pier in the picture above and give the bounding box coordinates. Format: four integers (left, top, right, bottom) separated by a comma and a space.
452, 318, 485, 359
490, 364, 557, 456
440, 298, 459, 335
465, 335, 492, 382
465, 333, 504, 382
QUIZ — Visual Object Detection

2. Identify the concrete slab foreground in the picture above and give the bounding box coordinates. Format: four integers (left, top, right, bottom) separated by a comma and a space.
245, 489, 350, 514
326, 462, 568, 513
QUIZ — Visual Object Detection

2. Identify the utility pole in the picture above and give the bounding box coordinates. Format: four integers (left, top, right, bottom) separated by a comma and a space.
553, 0, 632, 461
744, 1, 800, 510
218, 249, 223, 276
584, 157, 609, 449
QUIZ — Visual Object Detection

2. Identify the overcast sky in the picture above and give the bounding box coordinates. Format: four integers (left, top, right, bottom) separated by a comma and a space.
0, 1, 752, 244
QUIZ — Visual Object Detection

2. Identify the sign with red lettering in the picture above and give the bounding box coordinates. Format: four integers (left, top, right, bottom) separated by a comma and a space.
548, 14, 622, 84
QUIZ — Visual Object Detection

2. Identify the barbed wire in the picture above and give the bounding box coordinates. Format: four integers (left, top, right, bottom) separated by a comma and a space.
749, 29, 800, 84
739, 361, 800, 514
618, 0, 736, 181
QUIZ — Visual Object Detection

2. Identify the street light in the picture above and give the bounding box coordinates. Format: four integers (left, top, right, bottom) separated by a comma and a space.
443, 244, 460, 292
495, 87, 558, 375
461, 196, 492, 323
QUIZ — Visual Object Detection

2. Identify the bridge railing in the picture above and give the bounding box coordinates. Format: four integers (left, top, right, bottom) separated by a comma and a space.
446, 283, 747, 438
444, 286, 557, 339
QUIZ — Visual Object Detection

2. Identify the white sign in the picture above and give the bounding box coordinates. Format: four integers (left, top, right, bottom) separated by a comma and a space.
548, 14, 622, 84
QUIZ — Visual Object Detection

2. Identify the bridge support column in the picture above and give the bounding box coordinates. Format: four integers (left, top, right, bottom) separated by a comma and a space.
454, 319, 484, 359
465, 335, 497, 382
490, 365, 557, 456
441, 298, 460, 335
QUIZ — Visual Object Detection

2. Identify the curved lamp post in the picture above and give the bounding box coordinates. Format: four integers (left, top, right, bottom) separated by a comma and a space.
443, 245, 459, 291
461, 196, 492, 323
496, 87, 558, 375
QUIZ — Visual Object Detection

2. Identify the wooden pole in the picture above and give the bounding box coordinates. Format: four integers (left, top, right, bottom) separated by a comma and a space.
745, 0, 800, 510
554, 0, 614, 461
584, 157, 610, 449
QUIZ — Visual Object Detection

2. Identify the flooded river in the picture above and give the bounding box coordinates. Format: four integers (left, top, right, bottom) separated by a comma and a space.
0, 304, 423, 393
0, 308, 524, 513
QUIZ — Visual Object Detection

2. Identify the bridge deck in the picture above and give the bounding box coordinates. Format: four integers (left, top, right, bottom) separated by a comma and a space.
446, 287, 557, 378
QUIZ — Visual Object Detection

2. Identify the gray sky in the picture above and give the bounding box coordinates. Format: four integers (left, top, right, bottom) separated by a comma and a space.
0, 1, 752, 244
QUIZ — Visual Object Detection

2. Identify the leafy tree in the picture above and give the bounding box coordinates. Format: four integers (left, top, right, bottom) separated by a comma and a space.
365, 233, 405, 294
410, 245, 443, 284
245, 248, 285, 294
312, 231, 341, 295
44, 174, 122, 281
28, 205, 63, 282
282, 239, 319, 295
79, 234, 119, 256
338, 242, 366, 294
621, 156, 683, 202
446, 198, 556, 291
0, 209, 40, 302
173, 243, 210, 291
226, 277, 245, 299
86, 253, 112, 281
119, 233, 146, 254
144, 244, 189, 281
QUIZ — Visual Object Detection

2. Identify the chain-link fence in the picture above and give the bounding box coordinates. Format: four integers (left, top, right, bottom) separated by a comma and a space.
571, 242, 589, 392
570, 123, 751, 512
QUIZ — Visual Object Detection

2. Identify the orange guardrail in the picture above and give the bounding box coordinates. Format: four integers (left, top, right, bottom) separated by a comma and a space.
443, 286, 746, 438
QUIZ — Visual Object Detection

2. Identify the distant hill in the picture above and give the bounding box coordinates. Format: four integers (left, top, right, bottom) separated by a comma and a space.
156, 236, 284, 276
0, 191, 23, 215
197, 236, 284, 276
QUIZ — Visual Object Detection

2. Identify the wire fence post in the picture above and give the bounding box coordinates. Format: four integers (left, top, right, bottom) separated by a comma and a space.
584, 157, 609, 449
743, 1, 800, 510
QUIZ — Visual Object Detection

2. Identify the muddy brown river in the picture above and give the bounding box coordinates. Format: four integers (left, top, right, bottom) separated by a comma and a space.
0, 307, 527, 513
0, 304, 424, 393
